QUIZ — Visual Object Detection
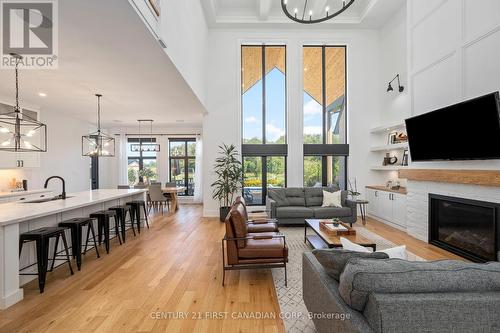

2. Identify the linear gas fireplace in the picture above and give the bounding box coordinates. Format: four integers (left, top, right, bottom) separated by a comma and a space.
429, 194, 499, 262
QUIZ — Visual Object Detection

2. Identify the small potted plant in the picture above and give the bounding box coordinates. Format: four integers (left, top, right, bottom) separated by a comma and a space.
348, 178, 361, 201
211, 144, 243, 222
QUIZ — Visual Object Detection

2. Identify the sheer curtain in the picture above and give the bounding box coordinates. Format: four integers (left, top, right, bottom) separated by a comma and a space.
193, 134, 203, 203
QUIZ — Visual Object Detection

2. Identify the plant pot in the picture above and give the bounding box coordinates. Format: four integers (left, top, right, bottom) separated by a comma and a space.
219, 206, 231, 222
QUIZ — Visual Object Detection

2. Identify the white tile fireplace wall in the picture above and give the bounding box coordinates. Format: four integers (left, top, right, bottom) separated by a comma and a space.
406, 181, 500, 242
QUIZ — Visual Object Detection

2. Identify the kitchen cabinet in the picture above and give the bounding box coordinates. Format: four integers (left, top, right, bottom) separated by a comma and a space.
366, 187, 407, 229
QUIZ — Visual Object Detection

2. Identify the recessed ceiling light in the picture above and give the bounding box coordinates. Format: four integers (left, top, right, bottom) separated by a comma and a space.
38, 92, 47, 97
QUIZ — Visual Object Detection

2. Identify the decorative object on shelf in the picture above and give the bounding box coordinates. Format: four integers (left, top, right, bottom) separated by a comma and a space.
0, 53, 47, 152
347, 178, 361, 200
211, 144, 243, 221
387, 131, 398, 144
387, 74, 405, 93
281, 0, 355, 24
131, 120, 160, 153
393, 132, 408, 143
82, 94, 115, 157
392, 181, 401, 190
401, 149, 409, 166
383, 153, 398, 166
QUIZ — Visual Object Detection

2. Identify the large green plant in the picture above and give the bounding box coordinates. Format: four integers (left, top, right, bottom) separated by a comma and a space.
139, 167, 156, 182
211, 144, 243, 208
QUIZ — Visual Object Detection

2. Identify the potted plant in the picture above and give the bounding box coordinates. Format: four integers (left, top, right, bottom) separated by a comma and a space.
211, 144, 243, 222
348, 178, 361, 201
139, 167, 156, 184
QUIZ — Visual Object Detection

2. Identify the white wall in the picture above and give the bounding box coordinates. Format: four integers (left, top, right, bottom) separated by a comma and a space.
202, 29, 384, 217
379, 4, 410, 124
0, 107, 92, 194
161, 0, 209, 107
407, 0, 500, 170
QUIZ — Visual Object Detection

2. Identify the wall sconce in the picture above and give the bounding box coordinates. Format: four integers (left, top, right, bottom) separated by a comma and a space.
387, 74, 404, 93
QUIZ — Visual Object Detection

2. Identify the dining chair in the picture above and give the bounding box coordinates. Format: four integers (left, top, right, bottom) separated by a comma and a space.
117, 185, 130, 189
148, 184, 169, 215
163, 182, 176, 210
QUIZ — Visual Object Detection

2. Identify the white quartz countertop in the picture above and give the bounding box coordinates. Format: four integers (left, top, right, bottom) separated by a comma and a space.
0, 189, 52, 199
0, 189, 146, 226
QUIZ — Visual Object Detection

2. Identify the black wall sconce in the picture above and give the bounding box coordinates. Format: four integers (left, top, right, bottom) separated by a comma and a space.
387, 74, 404, 93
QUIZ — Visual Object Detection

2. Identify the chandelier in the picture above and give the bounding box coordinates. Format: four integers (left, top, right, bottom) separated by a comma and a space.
82, 94, 115, 157
0, 53, 47, 152
281, 0, 355, 24
131, 119, 160, 152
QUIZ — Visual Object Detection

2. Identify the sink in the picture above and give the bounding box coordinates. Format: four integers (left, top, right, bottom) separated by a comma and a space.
21, 196, 74, 203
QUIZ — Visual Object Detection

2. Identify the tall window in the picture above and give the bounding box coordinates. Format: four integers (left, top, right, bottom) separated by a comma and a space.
303, 46, 348, 189
127, 138, 158, 185
241, 45, 287, 205
169, 139, 195, 196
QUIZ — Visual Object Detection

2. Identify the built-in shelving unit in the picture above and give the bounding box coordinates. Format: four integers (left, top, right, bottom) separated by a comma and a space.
369, 121, 408, 172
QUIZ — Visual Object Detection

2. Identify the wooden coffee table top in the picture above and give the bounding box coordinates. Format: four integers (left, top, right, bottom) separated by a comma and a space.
305, 219, 376, 250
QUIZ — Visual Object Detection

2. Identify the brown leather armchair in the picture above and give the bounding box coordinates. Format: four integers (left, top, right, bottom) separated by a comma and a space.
222, 203, 288, 286
234, 196, 279, 233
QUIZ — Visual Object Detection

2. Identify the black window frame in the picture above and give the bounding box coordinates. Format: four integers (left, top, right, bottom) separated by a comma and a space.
168, 138, 196, 196
241, 44, 288, 206
127, 137, 157, 183
303, 45, 349, 189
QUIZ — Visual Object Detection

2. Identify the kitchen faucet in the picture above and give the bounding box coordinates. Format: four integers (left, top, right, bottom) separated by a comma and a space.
44, 176, 66, 200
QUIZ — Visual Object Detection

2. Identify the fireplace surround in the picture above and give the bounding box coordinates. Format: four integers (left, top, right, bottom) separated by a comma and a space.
429, 194, 499, 262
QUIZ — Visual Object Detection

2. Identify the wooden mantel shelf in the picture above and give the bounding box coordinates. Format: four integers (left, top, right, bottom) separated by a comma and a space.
398, 169, 500, 187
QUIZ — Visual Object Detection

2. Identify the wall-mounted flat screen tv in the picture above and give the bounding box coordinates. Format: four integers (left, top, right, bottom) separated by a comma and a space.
405, 92, 500, 161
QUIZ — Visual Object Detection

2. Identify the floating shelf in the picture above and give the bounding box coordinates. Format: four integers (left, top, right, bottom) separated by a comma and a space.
370, 122, 406, 134
370, 165, 409, 171
370, 142, 408, 152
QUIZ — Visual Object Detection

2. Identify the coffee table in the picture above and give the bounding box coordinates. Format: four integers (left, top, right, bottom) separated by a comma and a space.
304, 219, 376, 251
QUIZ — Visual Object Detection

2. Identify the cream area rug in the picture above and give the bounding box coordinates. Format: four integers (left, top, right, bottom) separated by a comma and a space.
271, 225, 425, 333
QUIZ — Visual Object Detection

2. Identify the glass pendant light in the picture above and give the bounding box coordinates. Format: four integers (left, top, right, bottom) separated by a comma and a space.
131, 119, 160, 152
0, 53, 47, 152
82, 94, 115, 157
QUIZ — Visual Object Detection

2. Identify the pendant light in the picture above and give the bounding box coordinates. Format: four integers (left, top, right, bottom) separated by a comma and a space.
0, 53, 47, 152
281, 0, 355, 24
131, 119, 160, 152
82, 94, 115, 157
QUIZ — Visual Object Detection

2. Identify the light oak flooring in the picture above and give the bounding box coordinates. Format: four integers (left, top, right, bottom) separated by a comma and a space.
0, 207, 462, 333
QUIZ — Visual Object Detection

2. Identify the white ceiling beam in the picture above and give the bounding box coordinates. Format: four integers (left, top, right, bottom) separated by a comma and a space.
200, 0, 218, 26
257, 0, 273, 21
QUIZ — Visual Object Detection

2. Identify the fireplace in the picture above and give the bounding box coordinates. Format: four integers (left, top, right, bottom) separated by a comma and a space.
429, 194, 499, 262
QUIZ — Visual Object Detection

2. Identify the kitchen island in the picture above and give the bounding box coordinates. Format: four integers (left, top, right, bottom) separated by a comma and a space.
0, 189, 146, 309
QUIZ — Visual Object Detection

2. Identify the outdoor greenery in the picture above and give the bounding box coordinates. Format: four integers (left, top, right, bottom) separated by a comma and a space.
211, 144, 243, 208
139, 167, 156, 183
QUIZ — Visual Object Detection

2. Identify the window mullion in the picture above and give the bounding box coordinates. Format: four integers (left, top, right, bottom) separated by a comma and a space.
262, 45, 266, 144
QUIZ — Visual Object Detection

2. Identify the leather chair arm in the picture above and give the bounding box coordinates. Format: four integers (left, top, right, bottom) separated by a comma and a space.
224, 234, 285, 241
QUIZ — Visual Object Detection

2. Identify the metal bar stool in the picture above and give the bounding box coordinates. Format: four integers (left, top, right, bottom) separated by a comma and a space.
126, 200, 150, 233
19, 227, 74, 293
58, 218, 100, 271
89, 210, 122, 254
108, 205, 136, 242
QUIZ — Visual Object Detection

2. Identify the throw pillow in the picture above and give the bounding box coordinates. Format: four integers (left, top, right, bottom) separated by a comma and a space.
376, 245, 407, 259
313, 248, 389, 281
322, 190, 342, 208
340, 237, 373, 253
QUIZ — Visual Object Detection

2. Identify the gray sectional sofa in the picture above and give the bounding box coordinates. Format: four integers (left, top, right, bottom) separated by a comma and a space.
303, 251, 500, 333
266, 187, 357, 226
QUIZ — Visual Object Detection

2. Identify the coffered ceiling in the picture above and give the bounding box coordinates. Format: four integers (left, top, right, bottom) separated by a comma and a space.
202, 0, 406, 28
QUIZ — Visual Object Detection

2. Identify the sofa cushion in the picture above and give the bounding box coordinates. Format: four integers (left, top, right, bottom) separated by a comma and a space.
312, 206, 352, 219
268, 188, 289, 207
304, 187, 330, 206
276, 206, 314, 219
313, 249, 389, 281
339, 258, 500, 311
284, 188, 306, 206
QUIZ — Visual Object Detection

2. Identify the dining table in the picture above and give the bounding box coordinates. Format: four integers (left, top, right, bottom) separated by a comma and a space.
161, 186, 186, 212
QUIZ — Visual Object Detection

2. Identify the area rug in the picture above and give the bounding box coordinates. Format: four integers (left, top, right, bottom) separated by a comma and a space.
271, 225, 425, 333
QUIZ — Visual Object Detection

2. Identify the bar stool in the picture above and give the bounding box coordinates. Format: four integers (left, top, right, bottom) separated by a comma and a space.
19, 227, 74, 293
108, 205, 135, 242
89, 210, 122, 254
58, 218, 100, 271
126, 200, 150, 233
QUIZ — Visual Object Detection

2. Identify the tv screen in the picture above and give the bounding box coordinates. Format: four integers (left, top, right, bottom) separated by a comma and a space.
405, 92, 500, 161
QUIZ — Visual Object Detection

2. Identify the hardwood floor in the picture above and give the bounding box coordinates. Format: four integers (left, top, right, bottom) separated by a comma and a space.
0, 207, 462, 333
